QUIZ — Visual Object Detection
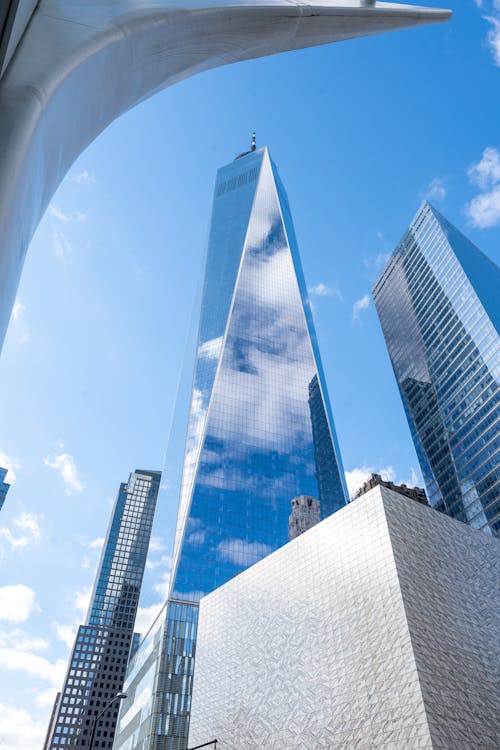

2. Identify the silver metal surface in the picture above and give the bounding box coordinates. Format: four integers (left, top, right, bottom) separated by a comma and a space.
190, 485, 500, 749
0, 1, 451, 352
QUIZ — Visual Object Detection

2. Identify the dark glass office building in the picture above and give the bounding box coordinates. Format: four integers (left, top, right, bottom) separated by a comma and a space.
373, 202, 499, 536
44, 470, 160, 749
114, 146, 348, 750
0, 467, 10, 510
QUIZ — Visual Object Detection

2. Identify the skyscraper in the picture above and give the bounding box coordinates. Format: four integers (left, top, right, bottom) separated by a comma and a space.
0, 467, 10, 510
373, 202, 499, 536
114, 145, 348, 750
45, 469, 160, 749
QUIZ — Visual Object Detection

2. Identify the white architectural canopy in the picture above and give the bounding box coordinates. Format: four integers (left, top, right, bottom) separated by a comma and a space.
0, 1, 450, 351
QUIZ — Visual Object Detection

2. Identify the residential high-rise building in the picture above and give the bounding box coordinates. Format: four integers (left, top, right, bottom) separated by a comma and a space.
114, 144, 348, 750
288, 494, 321, 539
373, 202, 499, 536
45, 470, 160, 749
0, 467, 10, 510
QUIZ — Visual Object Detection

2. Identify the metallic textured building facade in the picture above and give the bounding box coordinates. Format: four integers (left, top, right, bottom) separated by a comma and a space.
373, 202, 499, 535
114, 147, 348, 750
190, 485, 500, 749
45, 470, 160, 749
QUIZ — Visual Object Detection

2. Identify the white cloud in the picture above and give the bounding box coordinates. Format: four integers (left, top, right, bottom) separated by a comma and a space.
153, 569, 171, 600
308, 282, 343, 301
468, 146, 500, 188
0, 647, 66, 688
408, 467, 421, 487
88, 536, 104, 550
53, 227, 73, 258
148, 536, 164, 552
424, 176, 447, 202
53, 621, 77, 649
0, 628, 48, 652
49, 204, 87, 223
0, 512, 42, 551
0, 704, 47, 750
44, 451, 84, 492
134, 602, 164, 636
352, 294, 370, 322
362, 252, 390, 278
217, 538, 272, 567
466, 146, 500, 228
307, 282, 329, 296
466, 187, 500, 228
486, 13, 500, 64
11, 300, 26, 323
72, 169, 95, 184
49, 204, 72, 223
35, 687, 60, 708
0, 450, 20, 484
146, 553, 172, 571
0, 585, 38, 623
54, 586, 92, 650
9, 301, 30, 342
73, 587, 92, 616
53, 586, 92, 652
14, 512, 41, 540
474, 1, 500, 64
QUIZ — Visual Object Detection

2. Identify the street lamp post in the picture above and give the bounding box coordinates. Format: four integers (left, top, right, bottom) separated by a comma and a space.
88, 692, 127, 750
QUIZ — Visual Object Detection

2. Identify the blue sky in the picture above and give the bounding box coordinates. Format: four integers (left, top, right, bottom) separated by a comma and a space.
1, 1, 500, 746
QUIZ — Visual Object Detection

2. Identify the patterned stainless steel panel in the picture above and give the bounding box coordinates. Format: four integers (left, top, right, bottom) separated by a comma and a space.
190, 486, 500, 749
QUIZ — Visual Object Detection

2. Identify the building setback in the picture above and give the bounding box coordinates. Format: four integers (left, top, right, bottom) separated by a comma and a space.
114, 144, 348, 750
44, 470, 160, 749
373, 202, 499, 536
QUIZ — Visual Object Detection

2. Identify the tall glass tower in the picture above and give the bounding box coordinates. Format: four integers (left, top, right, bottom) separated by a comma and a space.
45, 470, 161, 749
114, 146, 348, 750
373, 202, 499, 536
0, 467, 10, 510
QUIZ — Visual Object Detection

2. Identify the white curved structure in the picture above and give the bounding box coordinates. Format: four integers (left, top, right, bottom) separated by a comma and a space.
0, 0, 450, 352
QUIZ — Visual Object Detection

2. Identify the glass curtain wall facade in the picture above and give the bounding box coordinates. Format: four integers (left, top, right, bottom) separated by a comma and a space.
114, 146, 348, 750
45, 470, 161, 749
373, 202, 499, 536
0, 466, 10, 510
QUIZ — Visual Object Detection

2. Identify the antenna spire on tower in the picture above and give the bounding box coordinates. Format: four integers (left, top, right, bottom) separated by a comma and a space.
251, 131, 256, 151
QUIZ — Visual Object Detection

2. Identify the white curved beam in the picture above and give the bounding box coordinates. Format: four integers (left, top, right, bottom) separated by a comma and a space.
0, 0, 450, 351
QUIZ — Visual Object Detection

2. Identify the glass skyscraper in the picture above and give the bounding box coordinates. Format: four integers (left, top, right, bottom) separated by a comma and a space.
0, 467, 10, 510
373, 202, 499, 536
114, 145, 348, 750
45, 470, 161, 749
